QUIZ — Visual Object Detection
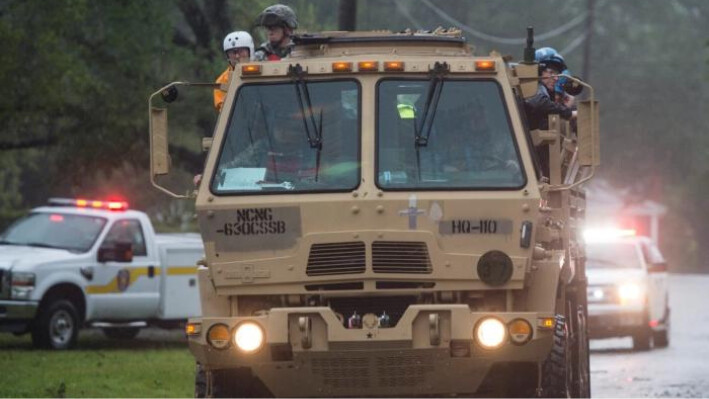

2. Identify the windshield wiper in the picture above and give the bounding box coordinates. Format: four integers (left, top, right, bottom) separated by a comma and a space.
289, 64, 324, 181
0, 240, 22, 246
413, 62, 449, 181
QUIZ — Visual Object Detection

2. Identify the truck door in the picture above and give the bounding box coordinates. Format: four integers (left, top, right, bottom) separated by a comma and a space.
89, 219, 160, 320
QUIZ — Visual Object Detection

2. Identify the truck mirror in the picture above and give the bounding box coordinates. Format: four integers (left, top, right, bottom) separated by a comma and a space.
150, 107, 170, 176
577, 100, 600, 167
98, 241, 134, 263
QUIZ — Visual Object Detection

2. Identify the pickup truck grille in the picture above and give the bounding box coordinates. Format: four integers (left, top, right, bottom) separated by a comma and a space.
307, 242, 366, 276
372, 241, 432, 274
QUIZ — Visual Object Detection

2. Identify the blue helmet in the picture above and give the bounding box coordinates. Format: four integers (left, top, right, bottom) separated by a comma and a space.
535, 47, 567, 73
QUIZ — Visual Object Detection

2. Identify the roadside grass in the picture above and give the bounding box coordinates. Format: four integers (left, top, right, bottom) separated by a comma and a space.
0, 329, 194, 398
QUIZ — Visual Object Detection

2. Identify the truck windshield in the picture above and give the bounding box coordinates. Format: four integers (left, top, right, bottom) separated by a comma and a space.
0, 213, 107, 253
586, 242, 642, 269
212, 80, 360, 194
376, 79, 525, 190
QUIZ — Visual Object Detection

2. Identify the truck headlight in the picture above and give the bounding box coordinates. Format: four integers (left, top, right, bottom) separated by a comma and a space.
618, 283, 643, 303
475, 317, 506, 349
11, 272, 35, 300
234, 322, 265, 353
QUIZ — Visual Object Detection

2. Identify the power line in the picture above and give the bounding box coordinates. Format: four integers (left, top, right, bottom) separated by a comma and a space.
419, 0, 588, 45
394, 0, 424, 31
560, 33, 587, 55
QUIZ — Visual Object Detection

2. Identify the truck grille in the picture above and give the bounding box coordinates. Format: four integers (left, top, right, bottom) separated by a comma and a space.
307, 242, 366, 276
372, 241, 432, 274
311, 352, 434, 389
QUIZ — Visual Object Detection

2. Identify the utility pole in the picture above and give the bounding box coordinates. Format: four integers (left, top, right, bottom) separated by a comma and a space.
338, 0, 357, 31
581, 0, 595, 82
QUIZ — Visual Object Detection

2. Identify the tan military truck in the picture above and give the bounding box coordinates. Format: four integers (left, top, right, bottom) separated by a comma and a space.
148, 28, 599, 397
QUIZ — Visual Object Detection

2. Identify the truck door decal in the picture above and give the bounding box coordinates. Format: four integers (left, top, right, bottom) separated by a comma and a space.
86, 266, 160, 294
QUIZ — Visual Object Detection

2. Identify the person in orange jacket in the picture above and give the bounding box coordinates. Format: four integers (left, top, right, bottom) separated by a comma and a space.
214, 31, 254, 112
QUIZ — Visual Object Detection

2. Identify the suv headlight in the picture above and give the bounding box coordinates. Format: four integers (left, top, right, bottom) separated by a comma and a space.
11, 272, 36, 300
618, 282, 643, 304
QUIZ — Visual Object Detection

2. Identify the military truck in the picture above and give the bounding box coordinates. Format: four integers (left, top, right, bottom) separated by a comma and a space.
148, 28, 599, 397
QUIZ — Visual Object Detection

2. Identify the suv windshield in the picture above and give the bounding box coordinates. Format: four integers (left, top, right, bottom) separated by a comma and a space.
377, 79, 525, 190
586, 242, 642, 269
212, 80, 360, 194
0, 213, 107, 252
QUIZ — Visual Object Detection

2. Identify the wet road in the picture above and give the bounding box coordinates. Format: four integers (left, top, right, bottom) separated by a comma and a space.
590, 274, 709, 397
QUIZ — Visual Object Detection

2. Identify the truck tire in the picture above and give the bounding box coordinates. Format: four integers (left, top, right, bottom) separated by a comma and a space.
541, 315, 573, 398
102, 327, 141, 340
31, 299, 79, 350
653, 306, 670, 348
632, 328, 652, 351
573, 310, 591, 398
194, 363, 271, 398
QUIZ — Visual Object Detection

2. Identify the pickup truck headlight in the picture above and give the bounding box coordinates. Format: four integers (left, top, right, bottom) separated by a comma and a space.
11, 272, 36, 300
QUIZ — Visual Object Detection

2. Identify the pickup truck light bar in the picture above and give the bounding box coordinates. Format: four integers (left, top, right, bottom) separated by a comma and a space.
48, 197, 128, 211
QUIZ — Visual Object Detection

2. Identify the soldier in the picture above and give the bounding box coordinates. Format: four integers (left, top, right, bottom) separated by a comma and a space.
214, 31, 254, 112
524, 47, 577, 131
253, 4, 297, 61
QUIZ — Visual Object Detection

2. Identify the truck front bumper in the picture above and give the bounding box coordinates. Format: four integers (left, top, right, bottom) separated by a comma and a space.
0, 300, 39, 333
188, 305, 554, 397
587, 303, 647, 339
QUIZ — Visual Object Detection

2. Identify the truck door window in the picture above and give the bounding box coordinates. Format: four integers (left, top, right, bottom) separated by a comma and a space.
211, 80, 360, 194
0, 213, 106, 253
101, 219, 147, 256
376, 79, 526, 190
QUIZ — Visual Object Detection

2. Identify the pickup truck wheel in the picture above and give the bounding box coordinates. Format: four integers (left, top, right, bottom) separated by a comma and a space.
31, 299, 79, 350
102, 327, 140, 340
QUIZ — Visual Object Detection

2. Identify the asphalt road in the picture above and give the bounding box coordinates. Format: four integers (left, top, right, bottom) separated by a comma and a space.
590, 274, 709, 398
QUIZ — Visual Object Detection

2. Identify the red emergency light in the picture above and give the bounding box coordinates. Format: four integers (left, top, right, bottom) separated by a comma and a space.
48, 198, 128, 211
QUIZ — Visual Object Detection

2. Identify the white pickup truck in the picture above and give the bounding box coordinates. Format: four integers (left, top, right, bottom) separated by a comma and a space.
0, 198, 204, 349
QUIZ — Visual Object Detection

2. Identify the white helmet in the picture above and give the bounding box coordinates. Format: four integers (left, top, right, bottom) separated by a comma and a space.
223, 31, 254, 61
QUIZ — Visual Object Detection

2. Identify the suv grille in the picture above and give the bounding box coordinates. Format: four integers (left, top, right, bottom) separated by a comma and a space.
372, 241, 432, 274
307, 242, 366, 276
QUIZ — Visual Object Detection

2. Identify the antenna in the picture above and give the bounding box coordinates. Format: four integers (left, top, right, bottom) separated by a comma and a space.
524, 26, 535, 63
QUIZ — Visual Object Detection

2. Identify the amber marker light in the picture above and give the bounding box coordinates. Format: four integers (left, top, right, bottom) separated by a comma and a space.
241, 64, 262, 75
185, 322, 202, 336
384, 61, 405, 72
357, 61, 379, 72
475, 60, 496, 71
332, 62, 353, 72
538, 317, 555, 329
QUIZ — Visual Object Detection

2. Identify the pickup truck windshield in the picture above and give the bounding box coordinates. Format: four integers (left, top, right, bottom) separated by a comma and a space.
377, 79, 525, 190
0, 213, 107, 253
586, 242, 642, 269
212, 80, 360, 194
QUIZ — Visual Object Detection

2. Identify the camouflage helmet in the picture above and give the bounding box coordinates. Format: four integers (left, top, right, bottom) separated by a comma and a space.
256, 4, 298, 29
